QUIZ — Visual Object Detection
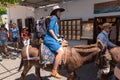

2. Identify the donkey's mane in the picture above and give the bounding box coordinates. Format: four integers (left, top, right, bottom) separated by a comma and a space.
73, 44, 97, 49
109, 46, 119, 51
73, 44, 98, 54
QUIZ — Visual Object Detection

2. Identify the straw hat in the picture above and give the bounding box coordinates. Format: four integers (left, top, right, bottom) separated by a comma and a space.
103, 23, 112, 29
22, 26, 28, 29
50, 5, 65, 15
114, 63, 120, 79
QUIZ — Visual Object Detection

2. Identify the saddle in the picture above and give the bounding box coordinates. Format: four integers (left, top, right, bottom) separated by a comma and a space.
39, 40, 68, 65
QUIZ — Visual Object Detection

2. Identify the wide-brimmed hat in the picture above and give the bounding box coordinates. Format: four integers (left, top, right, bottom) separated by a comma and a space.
103, 23, 112, 29
50, 5, 65, 15
114, 63, 120, 79
22, 26, 28, 29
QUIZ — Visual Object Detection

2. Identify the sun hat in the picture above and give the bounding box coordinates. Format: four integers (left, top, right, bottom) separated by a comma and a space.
22, 26, 28, 29
50, 5, 65, 15
114, 62, 120, 79
103, 23, 112, 29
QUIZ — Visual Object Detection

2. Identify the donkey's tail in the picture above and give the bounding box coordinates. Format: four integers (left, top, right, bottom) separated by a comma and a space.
18, 58, 23, 71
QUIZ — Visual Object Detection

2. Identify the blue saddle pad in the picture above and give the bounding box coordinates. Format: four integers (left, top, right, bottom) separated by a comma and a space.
41, 44, 55, 64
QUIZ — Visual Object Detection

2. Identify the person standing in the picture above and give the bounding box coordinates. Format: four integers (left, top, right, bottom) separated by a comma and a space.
97, 23, 117, 48
44, 5, 65, 78
0, 24, 8, 56
21, 27, 30, 46
10, 23, 19, 55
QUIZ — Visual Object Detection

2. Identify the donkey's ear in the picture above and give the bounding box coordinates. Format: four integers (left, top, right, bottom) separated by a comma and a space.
97, 39, 105, 50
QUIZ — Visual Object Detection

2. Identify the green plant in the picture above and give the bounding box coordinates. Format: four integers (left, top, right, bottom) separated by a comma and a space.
0, 6, 6, 15
0, 0, 18, 5
0, 6, 6, 25
0, 0, 24, 25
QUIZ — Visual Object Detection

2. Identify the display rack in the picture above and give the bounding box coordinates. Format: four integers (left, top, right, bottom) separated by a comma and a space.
81, 21, 94, 40
60, 19, 82, 40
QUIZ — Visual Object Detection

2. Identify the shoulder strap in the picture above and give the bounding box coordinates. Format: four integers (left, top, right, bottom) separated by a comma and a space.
102, 32, 108, 39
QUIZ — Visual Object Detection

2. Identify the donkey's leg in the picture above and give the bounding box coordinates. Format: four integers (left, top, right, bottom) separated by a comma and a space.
67, 71, 77, 80
73, 71, 78, 80
35, 66, 42, 80
21, 61, 32, 80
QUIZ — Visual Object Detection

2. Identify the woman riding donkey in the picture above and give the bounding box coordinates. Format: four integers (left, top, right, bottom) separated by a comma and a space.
44, 5, 65, 78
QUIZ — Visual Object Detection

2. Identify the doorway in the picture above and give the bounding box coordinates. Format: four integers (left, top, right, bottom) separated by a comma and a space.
17, 19, 22, 33
25, 17, 34, 33
94, 16, 119, 45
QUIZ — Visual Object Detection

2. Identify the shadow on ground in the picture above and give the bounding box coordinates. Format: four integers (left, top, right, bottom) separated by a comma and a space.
15, 63, 99, 80
15, 73, 52, 80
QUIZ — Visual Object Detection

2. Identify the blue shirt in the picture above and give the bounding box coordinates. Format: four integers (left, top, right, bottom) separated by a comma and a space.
97, 30, 116, 48
0, 30, 7, 40
44, 16, 60, 52
10, 27, 19, 38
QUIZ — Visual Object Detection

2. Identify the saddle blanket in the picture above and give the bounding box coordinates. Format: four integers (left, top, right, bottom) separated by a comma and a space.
41, 44, 56, 64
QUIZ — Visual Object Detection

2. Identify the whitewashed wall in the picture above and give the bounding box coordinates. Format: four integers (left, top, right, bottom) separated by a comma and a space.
7, 5, 34, 27
7, 0, 120, 26
35, 0, 119, 21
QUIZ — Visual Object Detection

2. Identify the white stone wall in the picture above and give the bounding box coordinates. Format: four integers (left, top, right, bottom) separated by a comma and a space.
7, 0, 120, 26
7, 5, 34, 27
35, 0, 119, 21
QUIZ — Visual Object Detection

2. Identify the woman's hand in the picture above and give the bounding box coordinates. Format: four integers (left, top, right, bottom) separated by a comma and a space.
57, 38, 62, 42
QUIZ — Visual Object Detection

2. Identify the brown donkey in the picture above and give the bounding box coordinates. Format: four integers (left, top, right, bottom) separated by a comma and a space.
109, 47, 120, 65
95, 39, 120, 80
18, 43, 100, 80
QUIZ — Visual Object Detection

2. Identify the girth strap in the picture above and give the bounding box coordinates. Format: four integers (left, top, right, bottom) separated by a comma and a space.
26, 45, 30, 60
39, 43, 43, 63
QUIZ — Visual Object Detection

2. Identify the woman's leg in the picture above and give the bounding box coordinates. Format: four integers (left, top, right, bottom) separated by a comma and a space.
51, 47, 64, 78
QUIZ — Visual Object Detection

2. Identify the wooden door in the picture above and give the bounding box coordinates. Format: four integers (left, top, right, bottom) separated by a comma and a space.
25, 17, 35, 33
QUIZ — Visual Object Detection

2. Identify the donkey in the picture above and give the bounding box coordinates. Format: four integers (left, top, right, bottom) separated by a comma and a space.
18, 41, 100, 80
95, 39, 120, 80
109, 47, 120, 65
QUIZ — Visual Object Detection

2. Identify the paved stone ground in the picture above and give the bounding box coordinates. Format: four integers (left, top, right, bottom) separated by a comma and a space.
0, 40, 100, 80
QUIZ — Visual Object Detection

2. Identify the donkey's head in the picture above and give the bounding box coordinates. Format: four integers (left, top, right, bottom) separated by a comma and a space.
95, 39, 111, 75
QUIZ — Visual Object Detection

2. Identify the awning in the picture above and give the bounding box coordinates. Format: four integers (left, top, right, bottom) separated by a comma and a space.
19, 0, 73, 8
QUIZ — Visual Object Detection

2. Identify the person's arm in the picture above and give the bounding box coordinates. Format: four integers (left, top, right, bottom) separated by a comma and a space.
9, 29, 12, 41
48, 16, 61, 41
57, 34, 60, 37
49, 30, 58, 40
108, 40, 117, 47
6, 31, 8, 40
17, 28, 20, 41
